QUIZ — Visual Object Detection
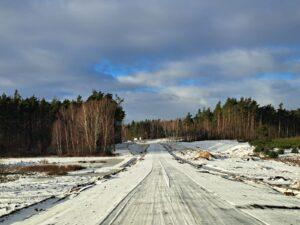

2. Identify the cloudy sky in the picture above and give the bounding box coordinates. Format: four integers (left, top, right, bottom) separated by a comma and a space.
1, 0, 300, 121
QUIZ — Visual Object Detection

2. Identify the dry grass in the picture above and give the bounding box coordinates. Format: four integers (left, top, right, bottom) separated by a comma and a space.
0, 164, 5, 174
78, 160, 107, 163
276, 157, 300, 167
15, 164, 85, 175
193, 150, 214, 160
39, 159, 49, 164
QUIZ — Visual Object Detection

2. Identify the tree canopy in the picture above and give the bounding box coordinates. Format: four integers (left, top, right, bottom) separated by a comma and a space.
0, 90, 125, 156
124, 98, 300, 141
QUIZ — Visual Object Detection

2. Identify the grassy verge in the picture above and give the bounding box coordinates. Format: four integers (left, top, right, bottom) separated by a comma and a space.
250, 137, 300, 158
251, 137, 300, 149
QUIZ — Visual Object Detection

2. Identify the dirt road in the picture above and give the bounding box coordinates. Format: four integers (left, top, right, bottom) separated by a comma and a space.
101, 144, 264, 225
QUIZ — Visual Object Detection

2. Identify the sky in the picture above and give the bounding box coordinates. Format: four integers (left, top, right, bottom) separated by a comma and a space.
1, 0, 300, 122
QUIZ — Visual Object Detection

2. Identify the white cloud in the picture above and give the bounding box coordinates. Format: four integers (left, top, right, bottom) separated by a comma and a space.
117, 47, 300, 121
1, 1, 300, 120
118, 48, 299, 87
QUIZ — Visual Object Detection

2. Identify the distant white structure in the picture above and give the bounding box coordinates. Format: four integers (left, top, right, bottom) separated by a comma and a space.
139, 137, 142, 141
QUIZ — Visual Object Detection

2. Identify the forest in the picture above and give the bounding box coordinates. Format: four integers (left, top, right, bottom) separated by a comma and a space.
0, 90, 125, 156
124, 98, 300, 142
2, 93, 300, 156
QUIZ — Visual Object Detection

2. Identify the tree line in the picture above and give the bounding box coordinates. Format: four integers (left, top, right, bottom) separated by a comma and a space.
0, 90, 125, 156
123, 98, 300, 142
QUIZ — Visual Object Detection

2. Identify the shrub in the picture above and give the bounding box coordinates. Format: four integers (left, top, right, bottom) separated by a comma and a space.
266, 150, 279, 158
18, 164, 85, 175
254, 146, 264, 153
277, 149, 285, 155
291, 148, 299, 154
263, 148, 271, 155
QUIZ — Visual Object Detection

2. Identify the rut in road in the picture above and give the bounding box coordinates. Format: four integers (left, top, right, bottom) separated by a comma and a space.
101, 153, 265, 225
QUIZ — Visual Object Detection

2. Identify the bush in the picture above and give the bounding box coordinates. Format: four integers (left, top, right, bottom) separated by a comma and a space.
263, 148, 270, 155
18, 164, 85, 175
277, 149, 285, 155
266, 150, 279, 158
291, 148, 299, 154
254, 146, 264, 153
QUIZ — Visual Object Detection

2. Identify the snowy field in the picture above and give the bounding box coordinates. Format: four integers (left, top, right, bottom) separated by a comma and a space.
1, 140, 299, 224
0, 143, 146, 219
170, 140, 254, 157
0, 141, 299, 225
167, 140, 300, 196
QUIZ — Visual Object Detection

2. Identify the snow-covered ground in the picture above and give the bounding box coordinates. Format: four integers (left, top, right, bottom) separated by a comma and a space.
1, 141, 299, 225
1, 146, 152, 225
167, 140, 300, 196
0, 174, 92, 218
0, 143, 146, 219
170, 140, 254, 157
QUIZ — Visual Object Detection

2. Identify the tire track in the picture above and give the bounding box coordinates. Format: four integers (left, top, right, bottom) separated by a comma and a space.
100, 144, 265, 225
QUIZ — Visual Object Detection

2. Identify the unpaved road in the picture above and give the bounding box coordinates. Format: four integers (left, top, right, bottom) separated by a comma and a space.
3, 143, 300, 225
101, 145, 263, 225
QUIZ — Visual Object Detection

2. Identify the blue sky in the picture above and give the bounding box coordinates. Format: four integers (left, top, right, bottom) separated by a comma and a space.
1, 0, 300, 121
94, 59, 153, 78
